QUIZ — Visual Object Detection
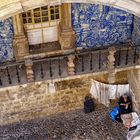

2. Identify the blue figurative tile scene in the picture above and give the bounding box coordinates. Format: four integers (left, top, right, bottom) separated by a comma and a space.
0, 18, 14, 63
71, 4, 134, 48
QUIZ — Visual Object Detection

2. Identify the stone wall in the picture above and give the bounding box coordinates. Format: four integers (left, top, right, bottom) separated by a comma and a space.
0, 71, 129, 126
0, 78, 91, 126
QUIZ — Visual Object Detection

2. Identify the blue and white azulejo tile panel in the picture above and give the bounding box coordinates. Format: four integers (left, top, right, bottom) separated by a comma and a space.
0, 18, 14, 63
71, 4, 134, 48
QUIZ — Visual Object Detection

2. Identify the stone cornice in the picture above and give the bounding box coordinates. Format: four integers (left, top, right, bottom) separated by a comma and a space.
0, 0, 140, 19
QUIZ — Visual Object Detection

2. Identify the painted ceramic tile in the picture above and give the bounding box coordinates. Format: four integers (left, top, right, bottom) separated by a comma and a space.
0, 17, 14, 63
72, 4, 134, 48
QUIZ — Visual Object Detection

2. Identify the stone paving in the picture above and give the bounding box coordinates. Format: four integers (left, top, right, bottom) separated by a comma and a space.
0, 104, 127, 140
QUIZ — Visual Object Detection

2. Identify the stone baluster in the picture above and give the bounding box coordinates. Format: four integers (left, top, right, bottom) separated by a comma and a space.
12, 14, 29, 61
67, 55, 75, 76
107, 47, 116, 83
25, 59, 34, 82
58, 3, 75, 50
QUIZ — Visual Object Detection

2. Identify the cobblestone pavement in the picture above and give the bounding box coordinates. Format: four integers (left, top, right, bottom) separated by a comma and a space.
0, 105, 127, 140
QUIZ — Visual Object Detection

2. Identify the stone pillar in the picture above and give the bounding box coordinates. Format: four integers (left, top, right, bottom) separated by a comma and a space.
128, 69, 140, 115
107, 47, 116, 83
67, 55, 75, 76
25, 59, 34, 82
13, 14, 29, 61
58, 3, 75, 50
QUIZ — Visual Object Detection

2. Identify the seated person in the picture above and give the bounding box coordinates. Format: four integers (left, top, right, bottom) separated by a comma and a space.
118, 93, 132, 115
84, 94, 95, 113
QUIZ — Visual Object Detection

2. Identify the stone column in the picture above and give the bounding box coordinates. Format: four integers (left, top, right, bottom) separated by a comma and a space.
13, 14, 29, 61
58, 3, 75, 50
67, 55, 75, 76
128, 69, 140, 115
25, 59, 34, 82
107, 47, 116, 83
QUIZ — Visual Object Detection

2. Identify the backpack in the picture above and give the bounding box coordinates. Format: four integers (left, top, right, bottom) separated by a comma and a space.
109, 107, 120, 121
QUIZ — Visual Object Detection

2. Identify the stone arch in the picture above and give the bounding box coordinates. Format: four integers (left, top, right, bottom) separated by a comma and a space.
0, 0, 140, 19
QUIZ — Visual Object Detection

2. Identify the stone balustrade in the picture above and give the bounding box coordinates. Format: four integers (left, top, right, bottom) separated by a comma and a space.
0, 45, 139, 88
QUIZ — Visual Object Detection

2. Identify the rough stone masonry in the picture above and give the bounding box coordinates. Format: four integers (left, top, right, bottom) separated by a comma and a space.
0, 71, 139, 125
0, 77, 91, 126
0, 70, 137, 126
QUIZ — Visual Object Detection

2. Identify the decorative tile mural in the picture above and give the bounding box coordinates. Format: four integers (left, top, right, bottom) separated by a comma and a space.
71, 4, 134, 48
132, 16, 140, 45
0, 18, 14, 63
